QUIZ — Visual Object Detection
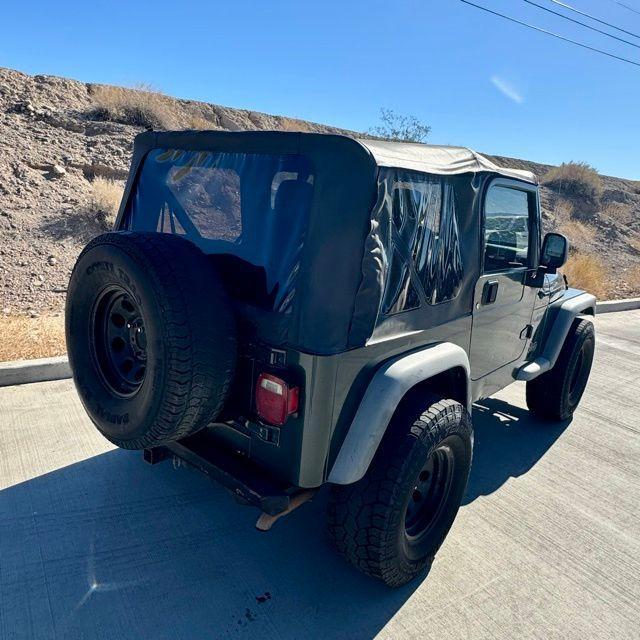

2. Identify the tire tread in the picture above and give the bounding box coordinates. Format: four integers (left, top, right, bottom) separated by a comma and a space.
327, 393, 473, 587
68, 232, 236, 449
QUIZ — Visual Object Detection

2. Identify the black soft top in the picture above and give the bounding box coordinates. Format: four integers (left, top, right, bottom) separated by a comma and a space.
118, 131, 535, 354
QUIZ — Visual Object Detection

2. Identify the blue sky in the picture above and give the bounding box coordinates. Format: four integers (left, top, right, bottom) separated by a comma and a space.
1, 0, 638, 178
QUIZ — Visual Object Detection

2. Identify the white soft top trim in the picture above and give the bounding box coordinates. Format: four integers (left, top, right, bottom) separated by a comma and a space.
357, 139, 537, 184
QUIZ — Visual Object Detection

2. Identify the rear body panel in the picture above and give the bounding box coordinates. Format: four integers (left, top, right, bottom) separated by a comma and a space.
207, 314, 472, 488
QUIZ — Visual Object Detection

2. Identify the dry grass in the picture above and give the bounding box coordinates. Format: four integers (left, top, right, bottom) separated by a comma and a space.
552, 198, 596, 245
0, 316, 66, 361
558, 219, 596, 245
88, 83, 177, 130
543, 162, 602, 204
627, 265, 640, 290
279, 117, 312, 132
186, 115, 215, 130
553, 199, 574, 219
601, 201, 631, 222
89, 176, 124, 228
561, 252, 608, 299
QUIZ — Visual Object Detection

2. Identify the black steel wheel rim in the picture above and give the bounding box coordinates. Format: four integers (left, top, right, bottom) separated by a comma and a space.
91, 286, 148, 397
404, 444, 455, 541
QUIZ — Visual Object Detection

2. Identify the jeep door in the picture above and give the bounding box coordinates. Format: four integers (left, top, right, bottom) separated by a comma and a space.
470, 178, 540, 379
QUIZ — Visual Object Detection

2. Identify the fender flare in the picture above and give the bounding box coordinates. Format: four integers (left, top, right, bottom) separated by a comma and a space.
327, 342, 471, 485
517, 291, 596, 381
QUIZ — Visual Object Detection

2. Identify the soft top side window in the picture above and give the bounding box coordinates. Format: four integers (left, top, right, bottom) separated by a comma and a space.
377, 168, 464, 316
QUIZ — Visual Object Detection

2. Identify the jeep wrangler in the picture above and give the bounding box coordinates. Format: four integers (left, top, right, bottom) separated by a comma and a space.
66, 132, 596, 587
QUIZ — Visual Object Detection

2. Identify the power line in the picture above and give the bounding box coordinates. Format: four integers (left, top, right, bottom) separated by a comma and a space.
615, 2, 640, 16
459, 0, 640, 67
605, 1, 640, 17
523, 0, 640, 48
547, 0, 640, 39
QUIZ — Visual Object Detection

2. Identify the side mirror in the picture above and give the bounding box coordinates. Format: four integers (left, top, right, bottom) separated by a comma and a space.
540, 232, 569, 273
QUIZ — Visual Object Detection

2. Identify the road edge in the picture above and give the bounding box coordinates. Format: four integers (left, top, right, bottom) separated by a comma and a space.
0, 356, 71, 388
596, 297, 640, 314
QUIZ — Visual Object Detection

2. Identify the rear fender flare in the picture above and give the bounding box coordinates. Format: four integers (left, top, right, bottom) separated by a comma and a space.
327, 342, 471, 485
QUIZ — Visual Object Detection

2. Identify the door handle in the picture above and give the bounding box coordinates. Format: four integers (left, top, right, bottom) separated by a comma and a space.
482, 280, 499, 305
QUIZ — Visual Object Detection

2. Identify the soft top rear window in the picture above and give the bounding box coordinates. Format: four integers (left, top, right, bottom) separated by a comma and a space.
125, 148, 314, 313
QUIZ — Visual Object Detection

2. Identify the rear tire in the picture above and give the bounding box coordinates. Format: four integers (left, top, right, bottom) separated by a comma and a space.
526, 318, 595, 421
66, 231, 237, 449
327, 393, 473, 587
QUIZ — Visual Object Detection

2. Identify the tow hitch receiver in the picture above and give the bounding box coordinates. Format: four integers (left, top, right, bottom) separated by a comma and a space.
143, 430, 306, 518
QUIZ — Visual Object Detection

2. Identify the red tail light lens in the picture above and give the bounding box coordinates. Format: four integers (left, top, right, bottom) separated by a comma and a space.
255, 373, 299, 426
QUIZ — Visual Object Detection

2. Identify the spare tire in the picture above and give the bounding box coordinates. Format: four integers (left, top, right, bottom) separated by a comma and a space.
66, 231, 236, 449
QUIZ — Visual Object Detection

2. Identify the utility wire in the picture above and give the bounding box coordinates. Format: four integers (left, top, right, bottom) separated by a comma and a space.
547, 0, 640, 39
459, 0, 640, 67
523, 0, 640, 48
612, 1, 640, 16
617, 2, 640, 15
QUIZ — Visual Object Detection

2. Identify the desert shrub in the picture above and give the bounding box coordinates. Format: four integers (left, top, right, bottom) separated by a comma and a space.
186, 115, 215, 130
627, 265, 640, 290
551, 198, 597, 245
87, 83, 177, 130
557, 219, 595, 245
89, 177, 124, 228
279, 117, 312, 132
368, 108, 431, 143
552, 199, 574, 219
561, 251, 608, 298
542, 162, 602, 204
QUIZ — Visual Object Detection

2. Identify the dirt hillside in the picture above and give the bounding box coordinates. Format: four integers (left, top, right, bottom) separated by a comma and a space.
1, 66, 639, 323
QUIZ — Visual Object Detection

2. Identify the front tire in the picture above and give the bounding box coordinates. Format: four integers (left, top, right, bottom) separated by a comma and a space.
327, 393, 473, 587
526, 318, 595, 421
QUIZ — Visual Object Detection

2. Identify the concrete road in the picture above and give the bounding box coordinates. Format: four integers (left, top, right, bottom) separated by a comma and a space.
0, 312, 638, 640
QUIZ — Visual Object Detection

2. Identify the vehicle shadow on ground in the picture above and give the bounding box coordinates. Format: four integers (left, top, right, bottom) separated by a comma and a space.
0, 398, 569, 640
1, 449, 417, 640
464, 397, 572, 504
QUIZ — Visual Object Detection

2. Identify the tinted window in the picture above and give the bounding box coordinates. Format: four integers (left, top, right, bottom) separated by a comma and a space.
484, 186, 530, 272
380, 170, 463, 314
126, 149, 314, 313
381, 249, 421, 315
163, 163, 242, 240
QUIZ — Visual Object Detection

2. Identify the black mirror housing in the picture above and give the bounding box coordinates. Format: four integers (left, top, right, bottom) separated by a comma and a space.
540, 232, 569, 273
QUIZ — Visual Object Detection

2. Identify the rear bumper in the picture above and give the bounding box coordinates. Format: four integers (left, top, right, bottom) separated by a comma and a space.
144, 430, 301, 516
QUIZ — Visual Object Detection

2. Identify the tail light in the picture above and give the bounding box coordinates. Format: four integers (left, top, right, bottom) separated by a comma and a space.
255, 373, 299, 426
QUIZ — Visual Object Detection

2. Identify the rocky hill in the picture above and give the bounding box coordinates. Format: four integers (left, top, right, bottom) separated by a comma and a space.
1, 66, 639, 321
